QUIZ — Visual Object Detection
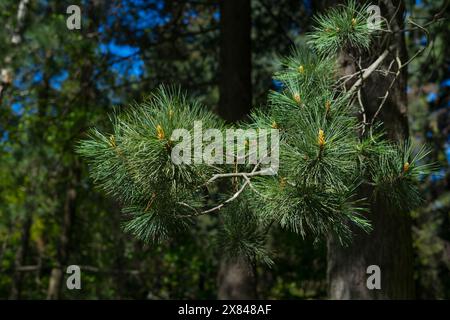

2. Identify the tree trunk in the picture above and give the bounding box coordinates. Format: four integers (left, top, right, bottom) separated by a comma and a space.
217, 0, 255, 299
112, 203, 127, 299
47, 177, 78, 300
327, 0, 414, 299
9, 214, 32, 299
218, 257, 257, 300
218, 0, 252, 122
1, 0, 30, 103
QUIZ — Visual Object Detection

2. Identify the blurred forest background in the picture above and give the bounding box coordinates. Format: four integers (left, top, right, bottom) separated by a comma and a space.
0, 0, 449, 299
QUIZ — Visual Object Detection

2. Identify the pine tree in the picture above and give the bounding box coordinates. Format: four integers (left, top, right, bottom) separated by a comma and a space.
77, 0, 433, 286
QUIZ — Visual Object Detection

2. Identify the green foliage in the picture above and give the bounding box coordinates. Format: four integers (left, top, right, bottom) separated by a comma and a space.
370, 141, 436, 211
250, 177, 369, 242
77, 86, 224, 242
273, 46, 336, 95
216, 198, 273, 267
307, 0, 377, 56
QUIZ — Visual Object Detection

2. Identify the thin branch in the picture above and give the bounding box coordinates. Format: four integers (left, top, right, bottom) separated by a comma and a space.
354, 57, 367, 135
370, 56, 402, 126
13, 265, 141, 275
206, 168, 272, 185
369, 18, 431, 126
402, 18, 430, 67
348, 45, 395, 94
178, 179, 249, 217
357, 89, 367, 135
178, 161, 269, 217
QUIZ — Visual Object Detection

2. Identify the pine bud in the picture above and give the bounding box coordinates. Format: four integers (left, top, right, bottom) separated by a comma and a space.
403, 162, 410, 173
271, 121, 278, 129
325, 100, 331, 113
298, 65, 305, 74
293, 93, 301, 104
352, 18, 357, 26
169, 109, 174, 119
318, 129, 326, 148
109, 135, 116, 148
156, 125, 165, 140
279, 177, 287, 189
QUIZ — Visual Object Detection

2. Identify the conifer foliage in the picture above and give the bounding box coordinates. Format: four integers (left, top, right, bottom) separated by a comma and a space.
77, 1, 432, 264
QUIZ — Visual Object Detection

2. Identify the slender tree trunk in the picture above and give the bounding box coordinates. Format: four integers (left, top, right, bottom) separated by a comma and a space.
0, 230, 11, 270
112, 203, 127, 299
218, 257, 257, 300
47, 174, 78, 300
218, 0, 252, 122
327, 0, 414, 299
9, 163, 38, 300
217, 0, 255, 299
9, 214, 32, 299
47, 0, 100, 297
1, 0, 30, 103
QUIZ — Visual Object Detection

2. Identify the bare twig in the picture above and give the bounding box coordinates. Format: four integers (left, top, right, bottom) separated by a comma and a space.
403, 18, 430, 67
206, 168, 272, 185
357, 89, 367, 135
178, 161, 270, 217
354, 58, 368, 135
348, 45, 395, 94
178, 179, 249, 217
370, 56, 403, 126
368, 18, 430, 126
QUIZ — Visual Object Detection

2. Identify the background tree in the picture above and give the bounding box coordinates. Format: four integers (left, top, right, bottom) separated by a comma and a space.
216, 0, 260, 300
326, 0, 414, 299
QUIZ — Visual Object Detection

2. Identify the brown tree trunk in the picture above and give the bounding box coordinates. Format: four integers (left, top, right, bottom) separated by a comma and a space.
47, 175, 78, 300
327, 0, 414, 299
47, 0, 99, 296
9, 214, 32, 299
112, 203, 127, 299
218, 257, 257, 300
217, 0, 255, 299
218, 0, 252, 122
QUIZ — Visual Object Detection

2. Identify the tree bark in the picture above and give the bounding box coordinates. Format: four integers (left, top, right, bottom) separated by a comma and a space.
47, 176, 78, 300
1, 0, 30, 103
218, 0, 252, 122
217, 257, 257, 300
9, 214, 32, 299
327, 0, 414, 299
112, 203, 127, 299
217, 0, 255, 299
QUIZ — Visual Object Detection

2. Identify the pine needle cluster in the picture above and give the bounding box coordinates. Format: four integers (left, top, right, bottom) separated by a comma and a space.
307, 0, 378, 56
77, 87, 224, 242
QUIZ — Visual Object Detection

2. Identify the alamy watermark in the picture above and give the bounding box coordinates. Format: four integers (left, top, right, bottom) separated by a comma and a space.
66, 5, 81, 30
66, 265, 81, 290
366, 265, 381, 290
367, 5, 382, 31
170, 121, 279, 175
